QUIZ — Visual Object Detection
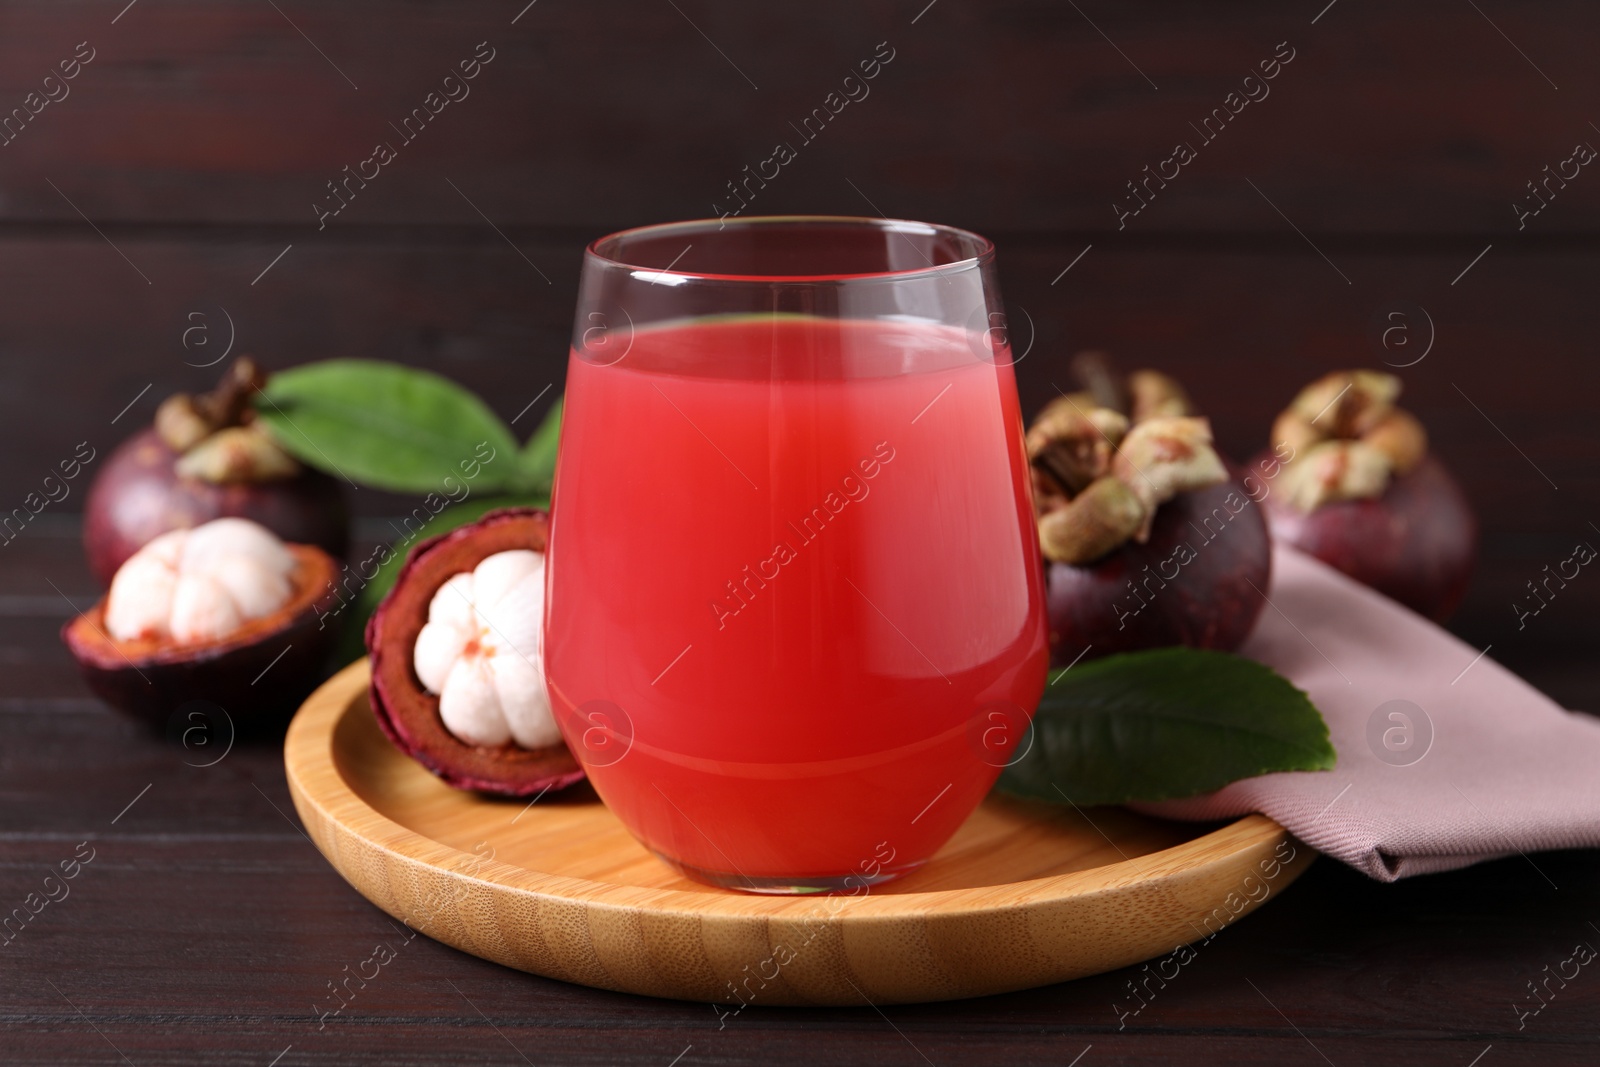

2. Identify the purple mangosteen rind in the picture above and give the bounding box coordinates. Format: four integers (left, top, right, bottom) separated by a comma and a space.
84, 428, 350, 587
1257, 453, 1477, 623
1045, 476, 1272, 664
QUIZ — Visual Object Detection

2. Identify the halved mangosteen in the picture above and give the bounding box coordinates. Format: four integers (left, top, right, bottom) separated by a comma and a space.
63, 517, 341, 726
365, 507, 583, 797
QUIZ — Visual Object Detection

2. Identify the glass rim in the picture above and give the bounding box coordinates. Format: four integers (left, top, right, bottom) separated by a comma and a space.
584, 214, 996, 284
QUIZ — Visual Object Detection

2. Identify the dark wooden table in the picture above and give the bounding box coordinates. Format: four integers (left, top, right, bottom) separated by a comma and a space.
6, 523, 1598, 1065
4, 0, 1599, 1062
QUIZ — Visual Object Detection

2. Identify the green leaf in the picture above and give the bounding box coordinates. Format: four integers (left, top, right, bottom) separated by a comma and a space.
330, 494, 548, 666
254, 360, 520, 494
513, 396, 562, 494
998, 648, 1335, 807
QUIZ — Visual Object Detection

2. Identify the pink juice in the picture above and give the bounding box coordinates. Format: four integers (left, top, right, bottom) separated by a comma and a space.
545, 315, 1047, 882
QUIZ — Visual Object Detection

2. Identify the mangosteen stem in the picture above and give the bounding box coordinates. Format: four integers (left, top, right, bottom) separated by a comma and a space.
1072, 350, 1127, 414
195, 357, 268, 428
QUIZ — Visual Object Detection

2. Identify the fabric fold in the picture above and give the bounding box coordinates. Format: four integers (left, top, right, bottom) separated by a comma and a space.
1135, 545, 1600, 882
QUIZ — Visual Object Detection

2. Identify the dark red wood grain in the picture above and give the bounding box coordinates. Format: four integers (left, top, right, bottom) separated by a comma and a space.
3, 513, 1598, 1065
0, 1, 1597, 232
2, 1, 1598, 1063
2, 238, 1593, 654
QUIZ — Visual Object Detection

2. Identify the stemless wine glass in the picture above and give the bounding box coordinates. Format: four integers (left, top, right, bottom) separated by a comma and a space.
544, 216, 1048, 894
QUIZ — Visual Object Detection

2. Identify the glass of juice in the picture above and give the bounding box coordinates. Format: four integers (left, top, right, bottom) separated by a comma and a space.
545, 216, 1048, 894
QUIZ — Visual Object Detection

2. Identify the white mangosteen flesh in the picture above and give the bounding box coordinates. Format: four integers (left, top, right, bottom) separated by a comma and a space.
411, 549, 560, 750
104, 517, 296, 644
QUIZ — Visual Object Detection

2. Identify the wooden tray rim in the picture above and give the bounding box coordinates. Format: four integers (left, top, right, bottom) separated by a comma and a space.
287, 660, 1299, 923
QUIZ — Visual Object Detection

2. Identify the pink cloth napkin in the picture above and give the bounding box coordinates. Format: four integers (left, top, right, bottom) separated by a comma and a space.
1137, 545, 1600, 881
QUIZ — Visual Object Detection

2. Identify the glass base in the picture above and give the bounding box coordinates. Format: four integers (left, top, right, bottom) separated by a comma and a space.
659, 854, 925, 895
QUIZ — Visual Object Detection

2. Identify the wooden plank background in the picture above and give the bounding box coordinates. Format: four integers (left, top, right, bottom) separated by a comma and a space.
2, 0, 1595, 663
2, 3, 1598, 1062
